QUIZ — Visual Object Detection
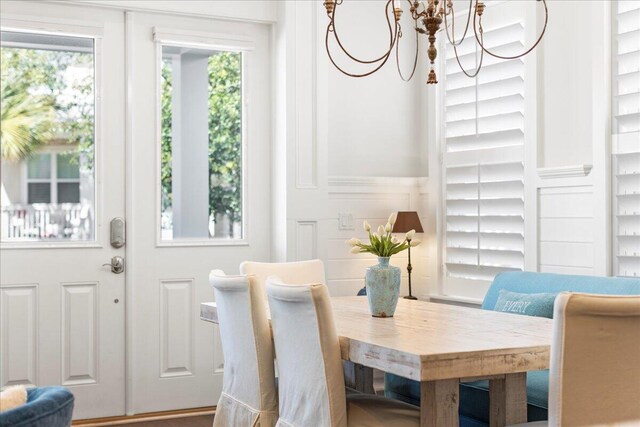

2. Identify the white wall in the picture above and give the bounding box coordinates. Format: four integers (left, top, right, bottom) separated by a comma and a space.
326, 2, 428, 177
533, 0, 611, 279
73, 0, 277, 23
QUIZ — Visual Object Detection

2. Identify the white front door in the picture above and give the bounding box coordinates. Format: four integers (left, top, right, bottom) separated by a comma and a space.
126, 12, 272, 413
0, 1, 126, 419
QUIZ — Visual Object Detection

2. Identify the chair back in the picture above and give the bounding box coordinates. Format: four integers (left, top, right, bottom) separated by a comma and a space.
266, 279, 347, 427
210, 270, 278, 427
240, 260, 326, 297
549, 292, 640, 426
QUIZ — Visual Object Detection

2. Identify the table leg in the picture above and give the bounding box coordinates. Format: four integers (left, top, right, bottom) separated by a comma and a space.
343, 361, 374, 394
489, 372, 527, 427
420, 379, 459, 427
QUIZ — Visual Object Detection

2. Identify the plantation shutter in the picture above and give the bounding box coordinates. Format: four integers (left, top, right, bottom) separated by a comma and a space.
442, 2, 525, 291
612, 0, 640, 278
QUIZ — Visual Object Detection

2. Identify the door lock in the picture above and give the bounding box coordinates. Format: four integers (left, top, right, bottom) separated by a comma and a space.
103, 256, 125, 274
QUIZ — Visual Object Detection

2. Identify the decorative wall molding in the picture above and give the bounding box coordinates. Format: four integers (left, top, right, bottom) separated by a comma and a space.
536, 164, 593, 179
328, 176, 429, 189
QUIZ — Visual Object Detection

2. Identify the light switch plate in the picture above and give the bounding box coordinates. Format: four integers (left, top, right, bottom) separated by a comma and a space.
338, 212, 354, 230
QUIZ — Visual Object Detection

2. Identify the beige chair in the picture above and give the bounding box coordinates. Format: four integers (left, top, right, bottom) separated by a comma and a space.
210, 271, 278, 427
240, 259, 326, 295
513, 292, 640, 427
266, 278, 420, 427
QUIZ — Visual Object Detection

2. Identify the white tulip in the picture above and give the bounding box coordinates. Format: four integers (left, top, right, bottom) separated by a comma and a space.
385, 223, 392, 233
363, 220, 371, 232
410, 239, 421, 247
350, 246, 361, 254
347, 237, 361, 246
388, 212, 397, 226
377, 225, 385, 236
372, 232, 380, 239
391, 236, 400, 244
405, 229, 416, 240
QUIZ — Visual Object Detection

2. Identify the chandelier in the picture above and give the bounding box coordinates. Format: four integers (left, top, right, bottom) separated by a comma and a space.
322, 0, 548, 84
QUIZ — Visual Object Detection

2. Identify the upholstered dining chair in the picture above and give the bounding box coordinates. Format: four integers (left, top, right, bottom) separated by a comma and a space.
512, 292, 640, 427
209, 271, 278, 427
266, 278, 420, 427
240, 259, 326, 295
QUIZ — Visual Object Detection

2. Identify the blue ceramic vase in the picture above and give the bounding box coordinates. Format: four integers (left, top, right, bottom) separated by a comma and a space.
365, 257, 401, 317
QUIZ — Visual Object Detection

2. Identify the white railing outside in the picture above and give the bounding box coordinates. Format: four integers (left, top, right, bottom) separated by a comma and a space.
1, 204, 93, 241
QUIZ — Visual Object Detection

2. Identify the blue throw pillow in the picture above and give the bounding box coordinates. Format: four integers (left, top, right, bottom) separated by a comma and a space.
493, 289, 557, 318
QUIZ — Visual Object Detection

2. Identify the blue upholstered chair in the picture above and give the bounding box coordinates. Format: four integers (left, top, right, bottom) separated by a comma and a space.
383, 271, 640, 426
0, 386, 74, 427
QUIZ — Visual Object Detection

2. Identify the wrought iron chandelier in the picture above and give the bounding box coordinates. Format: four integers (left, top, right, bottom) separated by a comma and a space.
323, 0, 548, 84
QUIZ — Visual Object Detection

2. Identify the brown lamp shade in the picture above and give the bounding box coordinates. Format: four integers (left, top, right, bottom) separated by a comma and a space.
392, 211, 424, 234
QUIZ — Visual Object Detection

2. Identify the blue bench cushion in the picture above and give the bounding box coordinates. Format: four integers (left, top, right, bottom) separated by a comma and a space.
482, 272, 640, 310
384, 371, 548, 424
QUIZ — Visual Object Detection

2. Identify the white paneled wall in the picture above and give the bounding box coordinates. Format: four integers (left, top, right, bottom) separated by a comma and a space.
538, 185, 596, 275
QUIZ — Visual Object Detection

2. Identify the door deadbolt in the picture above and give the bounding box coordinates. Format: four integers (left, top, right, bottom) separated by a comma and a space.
110, 217, 125, 248
103, 256, 125, 274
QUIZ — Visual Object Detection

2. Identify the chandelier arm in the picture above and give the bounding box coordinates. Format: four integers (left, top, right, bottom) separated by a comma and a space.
443, 0, 474, 47
451, 25, 484, 78
473, 0, 549, 60
325, 22, 395, 78
395, 20, 420, 81
330, 0, 398, 65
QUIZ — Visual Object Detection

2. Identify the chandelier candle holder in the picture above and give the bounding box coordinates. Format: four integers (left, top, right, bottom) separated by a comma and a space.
323, 0, 548, 84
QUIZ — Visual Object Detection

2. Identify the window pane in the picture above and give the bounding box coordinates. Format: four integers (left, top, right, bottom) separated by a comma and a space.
1, 31, 95, 241
28, 183, 51, 203
160, 46, 243, 241
57, 183, 80, 203
56, 153, 80, 179
27, 154, 51, 179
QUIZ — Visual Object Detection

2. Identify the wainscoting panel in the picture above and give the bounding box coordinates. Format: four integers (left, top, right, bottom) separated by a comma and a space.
538, 186, 595, 275
0, 285, 38, 386
159, 280, 193, 378
61, 283, 98, 386
295, 221, 318, 261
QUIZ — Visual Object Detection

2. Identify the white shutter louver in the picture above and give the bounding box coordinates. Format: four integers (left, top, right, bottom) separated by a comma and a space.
443, 3, 525, 286
613, 1, 640, 278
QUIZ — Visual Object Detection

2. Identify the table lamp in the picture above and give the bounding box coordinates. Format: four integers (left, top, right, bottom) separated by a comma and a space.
392, 211, 424, 300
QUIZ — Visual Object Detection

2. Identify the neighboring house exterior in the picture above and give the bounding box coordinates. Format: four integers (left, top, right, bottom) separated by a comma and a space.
1, 142, 94, 241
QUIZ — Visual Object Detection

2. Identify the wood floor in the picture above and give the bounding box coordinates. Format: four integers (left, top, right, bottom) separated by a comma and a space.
121, 415, 214, 427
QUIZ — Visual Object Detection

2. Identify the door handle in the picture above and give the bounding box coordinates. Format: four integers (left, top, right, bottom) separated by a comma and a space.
103, 256, 125, 274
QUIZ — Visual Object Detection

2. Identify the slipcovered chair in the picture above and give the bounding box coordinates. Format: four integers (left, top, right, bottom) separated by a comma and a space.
266, 278, 420, 427
0, 386, 74, 427
240, 259, 326, 296
512, 293, 640, 426
210, 271, 278, 427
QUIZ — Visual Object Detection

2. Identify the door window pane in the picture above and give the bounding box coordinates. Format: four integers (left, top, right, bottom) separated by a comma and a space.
1, 31, 95, 241
160, 45, 243, 241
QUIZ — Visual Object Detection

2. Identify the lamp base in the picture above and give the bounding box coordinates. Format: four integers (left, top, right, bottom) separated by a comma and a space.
403, 295, 418, 300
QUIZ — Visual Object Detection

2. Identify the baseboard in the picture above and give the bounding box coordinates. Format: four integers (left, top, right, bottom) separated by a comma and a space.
73, 406, 215, 426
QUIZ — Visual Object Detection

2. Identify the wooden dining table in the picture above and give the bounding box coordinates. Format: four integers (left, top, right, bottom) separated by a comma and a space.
200, 296, 553, 427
